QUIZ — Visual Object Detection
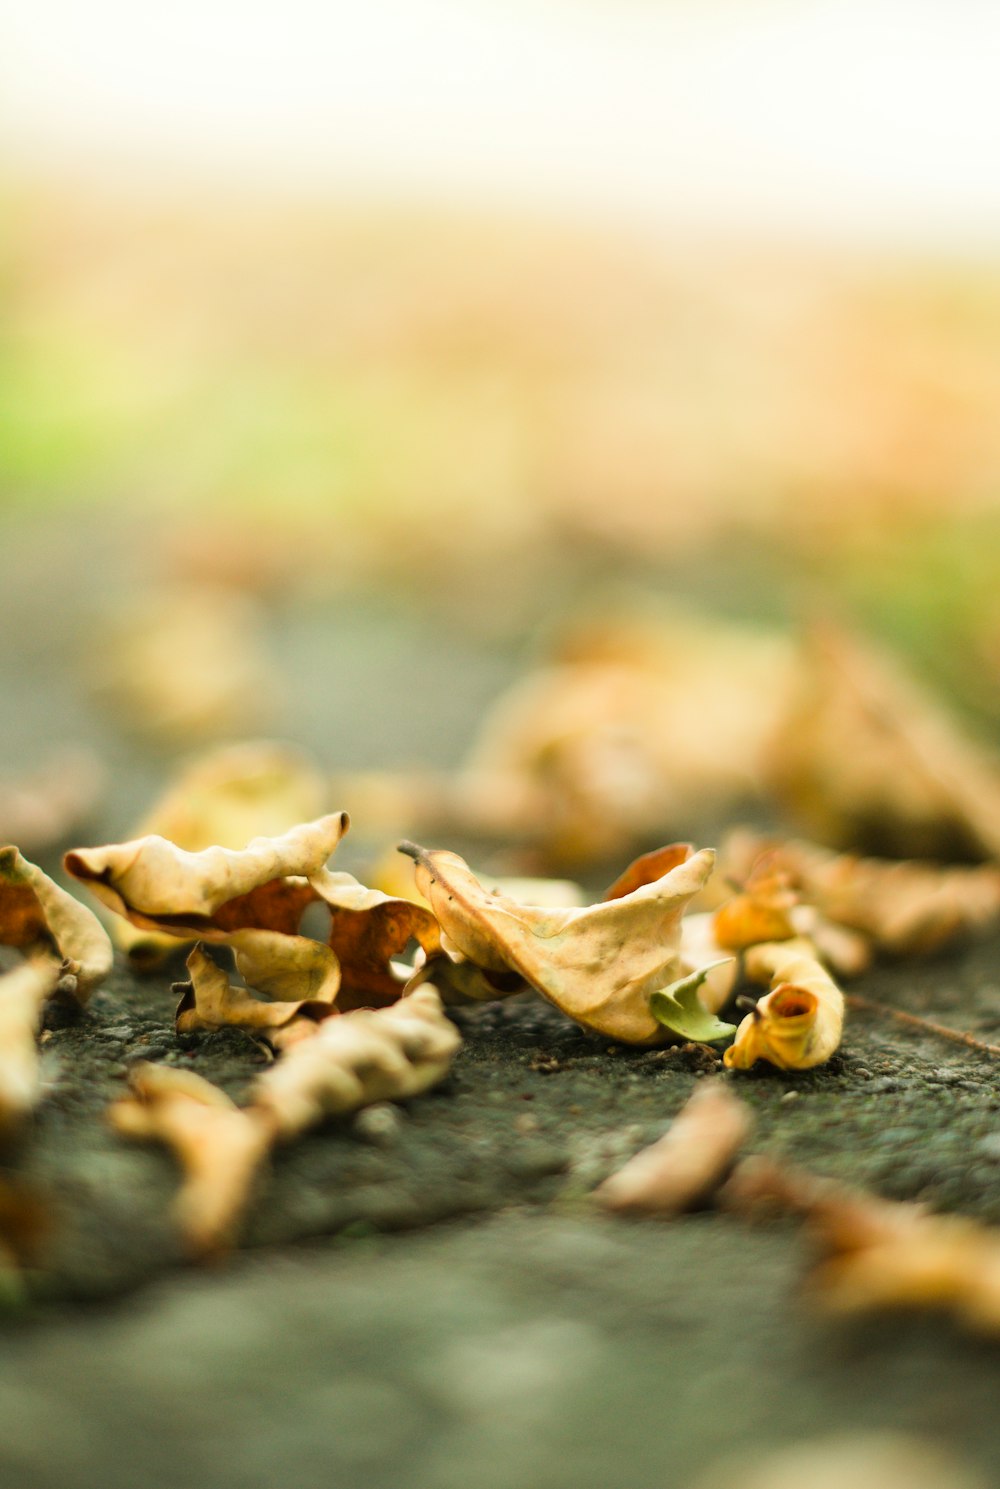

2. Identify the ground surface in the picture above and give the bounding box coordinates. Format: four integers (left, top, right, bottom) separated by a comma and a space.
2, 514, 1000, 1488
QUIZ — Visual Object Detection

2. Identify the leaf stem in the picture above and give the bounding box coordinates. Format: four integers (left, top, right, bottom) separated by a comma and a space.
846, 992, 1000, 1058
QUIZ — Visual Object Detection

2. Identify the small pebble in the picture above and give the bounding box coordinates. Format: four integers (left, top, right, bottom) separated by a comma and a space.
515, 1113, 540, 1134
781, 1091, 799, 1103
99, 1026, 135, 1042
125, 1044, 167, 1065
352, 1103, 404, 1147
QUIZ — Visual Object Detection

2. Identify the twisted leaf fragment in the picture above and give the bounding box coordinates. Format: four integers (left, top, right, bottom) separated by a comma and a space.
175, 946, 338, 1049
252, 985, 461, 1139
0, 959, 61, 1135
112, 986, 461, 1256
718, 830, 1000, 960
726, 1156, 1000, 1335
0, 846, 112, 1002
108, 1064, 274, 1259
310, 869, 442, 1010
596, 1080, 752, 1215
108, 740, 328, 969
65, 813, 349, 938
725, 941, 845, 1071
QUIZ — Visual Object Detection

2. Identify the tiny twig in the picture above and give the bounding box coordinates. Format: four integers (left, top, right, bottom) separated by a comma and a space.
846, 993, 1000, 1059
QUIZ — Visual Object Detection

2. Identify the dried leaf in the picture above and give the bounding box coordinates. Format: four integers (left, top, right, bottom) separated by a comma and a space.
765, 623, 1000, 860
595, 1081, 753, 1215
455, 614, 796, 865
226, 928, 342, 1006
109, 1062, 273, 1259
724, 942, 845, 1071
602, 844, 695, 902
399, 840, 716, 1044
712, 854, 798, 951
724, 1156, 1000, 1336
111, 740, 327, 969
0, 846, 112, 1002
719, 830, 1000, 959
174, 946, 337, 1041
251, 984, 461, 1139
65, 812, 348, 941
0, 959, 61, 1135
406, 952, 527, 1006
309, 869, 443, 1010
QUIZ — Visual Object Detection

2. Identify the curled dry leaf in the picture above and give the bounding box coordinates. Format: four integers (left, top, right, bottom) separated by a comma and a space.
595, 1080, 753, 1216
0, 846, 112, 1002
0, 959, 61, 1136
765, 623, 1000, 861
109, 1062, 273, 1259
454, 613, 797, 866
226, 929, 341, 1007
718, 830, 1000, 959
310, 869, 443, 1010
712, 857, 798, 952
605, 845, 738, 1018
252, 985, 461, 1140
725, 942, 845, 1071
724, 1156, 1000, 1336
65, 813, 348, 940
400, 840, 716, 1044
110, 740, 327, 969
174, 946, 338, 1047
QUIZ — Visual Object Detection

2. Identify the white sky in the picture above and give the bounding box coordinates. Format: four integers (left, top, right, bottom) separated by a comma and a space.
3, 0, 1000, 249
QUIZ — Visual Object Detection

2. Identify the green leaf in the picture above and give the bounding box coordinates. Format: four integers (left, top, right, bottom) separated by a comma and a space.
649, 961, 737, 1043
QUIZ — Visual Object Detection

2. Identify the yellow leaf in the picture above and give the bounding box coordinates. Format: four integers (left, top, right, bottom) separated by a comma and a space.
399, 840, 715, 1044
724, 942, 844, 1071
0, 846, 112, 1002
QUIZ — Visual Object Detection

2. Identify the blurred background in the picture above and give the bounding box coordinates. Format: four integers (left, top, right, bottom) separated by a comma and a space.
2, 0, 1000, 845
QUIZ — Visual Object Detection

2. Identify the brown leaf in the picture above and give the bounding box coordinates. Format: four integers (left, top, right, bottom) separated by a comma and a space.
602, 844, 695, 901
0, 959, 61, 1135
452, 614, 796, 866
724, 1156, 1000, 1336
251, 984, 462, 1139
724, 942, 845, 1071
226, 929, 342, 1006
174, 945, 338, 1040
110, 740, 328, 969
712, 851, 799, 951
765, 623, 1000, 860
595, 1081, 753, 1216
109, 1063, 273, 1259
65, 812, 348, 941
310, 869, 443, 1010
0, 846, 112, 1002
399, 840, 716, 1044
719, 831, 1000, 959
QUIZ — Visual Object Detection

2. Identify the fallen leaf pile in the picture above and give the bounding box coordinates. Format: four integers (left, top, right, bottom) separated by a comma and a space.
0, 615, 999, 1286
